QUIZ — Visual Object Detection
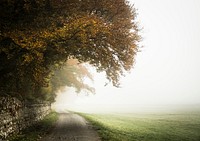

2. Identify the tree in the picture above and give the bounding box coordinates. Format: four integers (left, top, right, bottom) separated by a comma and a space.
0, 0, 140, 101
29, 59, 94, 102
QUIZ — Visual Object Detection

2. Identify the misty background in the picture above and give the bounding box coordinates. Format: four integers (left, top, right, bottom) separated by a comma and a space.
52, 0, 200, 113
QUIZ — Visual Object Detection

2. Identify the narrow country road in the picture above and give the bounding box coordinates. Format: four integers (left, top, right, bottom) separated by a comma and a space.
40, 112, 101, 141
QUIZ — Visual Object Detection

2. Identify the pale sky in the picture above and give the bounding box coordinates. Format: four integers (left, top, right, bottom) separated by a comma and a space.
53, 0, 200, 113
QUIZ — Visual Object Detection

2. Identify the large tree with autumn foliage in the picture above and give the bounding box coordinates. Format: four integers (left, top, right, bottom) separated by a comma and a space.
0, 0, 140, 102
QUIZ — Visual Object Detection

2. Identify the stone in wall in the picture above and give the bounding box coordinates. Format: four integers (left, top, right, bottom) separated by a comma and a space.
0, 96, 51, 140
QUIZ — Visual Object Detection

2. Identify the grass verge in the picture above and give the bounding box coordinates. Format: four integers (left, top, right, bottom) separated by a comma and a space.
9, 111, 58, 141
80, 112, 200, 141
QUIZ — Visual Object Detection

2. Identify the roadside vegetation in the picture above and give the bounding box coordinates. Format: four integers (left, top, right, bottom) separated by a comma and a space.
9, 111, 58, 141
80, 112, 200, 141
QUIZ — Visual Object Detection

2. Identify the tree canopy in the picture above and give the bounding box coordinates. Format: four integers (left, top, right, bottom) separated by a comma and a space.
0, 0, 140, 102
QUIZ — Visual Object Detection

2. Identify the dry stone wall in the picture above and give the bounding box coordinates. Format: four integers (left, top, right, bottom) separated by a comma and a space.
0, 96, 51, 140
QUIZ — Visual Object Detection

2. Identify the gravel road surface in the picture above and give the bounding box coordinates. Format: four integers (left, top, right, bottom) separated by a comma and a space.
40, 112, 101, 141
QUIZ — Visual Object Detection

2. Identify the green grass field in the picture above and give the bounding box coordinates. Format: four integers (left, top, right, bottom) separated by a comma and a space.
80, 112, 200, 141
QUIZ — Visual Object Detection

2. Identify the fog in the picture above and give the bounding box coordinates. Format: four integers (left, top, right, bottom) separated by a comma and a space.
52, 0, 200, 113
